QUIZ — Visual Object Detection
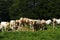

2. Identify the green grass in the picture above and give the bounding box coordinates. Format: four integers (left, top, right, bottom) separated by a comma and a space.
0, 25, 60, 40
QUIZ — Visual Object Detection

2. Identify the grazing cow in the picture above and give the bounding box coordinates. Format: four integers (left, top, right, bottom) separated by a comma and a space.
19, 17, 29, 27
15, 20, 20, 30
10, 20, 17, 31
40, 19, 46, 30
25, 18, 29, 24
29, 19, 46, 31
52, 18, 58, 29
16, 20, 20, 27
33, 20, 41, 31
28, 19, 35, 29
19, 17, 26, 27
0, 22, 9, 32
53, 18, 60, 29
46, 19, 52, 25
55, 19, 60, 24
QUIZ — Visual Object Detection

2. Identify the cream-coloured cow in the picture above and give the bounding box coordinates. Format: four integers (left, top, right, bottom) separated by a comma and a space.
0, 21, 9, 31
46, 19, 52, 25
10, 20, 16, 31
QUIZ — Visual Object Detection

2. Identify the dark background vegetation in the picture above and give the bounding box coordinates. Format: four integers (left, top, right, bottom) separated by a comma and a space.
0, 0, 60, 21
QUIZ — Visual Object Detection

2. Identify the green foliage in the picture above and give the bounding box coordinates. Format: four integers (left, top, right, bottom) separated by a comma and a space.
0, 0, 60, 21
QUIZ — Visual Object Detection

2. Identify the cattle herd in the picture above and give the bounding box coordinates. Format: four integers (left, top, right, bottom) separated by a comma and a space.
0, 17, 60, 32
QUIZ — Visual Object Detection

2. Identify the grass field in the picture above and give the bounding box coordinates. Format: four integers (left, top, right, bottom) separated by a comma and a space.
0, 25, 60, 40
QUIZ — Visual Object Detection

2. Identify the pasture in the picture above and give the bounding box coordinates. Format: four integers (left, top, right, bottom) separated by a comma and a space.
0, 25, 60, 40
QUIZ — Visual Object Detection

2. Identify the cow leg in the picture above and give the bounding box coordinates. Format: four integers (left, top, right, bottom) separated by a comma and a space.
2, 27, 4, 32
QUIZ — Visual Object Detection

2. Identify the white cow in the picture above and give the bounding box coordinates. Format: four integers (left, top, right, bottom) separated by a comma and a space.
0, 22, 9, 31
28, 19, 35, 29
52, 18, 60, 29
40, 19, 46, 30
10, 20, 16, 31
46, 19, 52, 25
56, 19, 60, 24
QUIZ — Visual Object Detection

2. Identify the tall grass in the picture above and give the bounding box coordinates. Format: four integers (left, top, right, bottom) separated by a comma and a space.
0, 25, 60, 40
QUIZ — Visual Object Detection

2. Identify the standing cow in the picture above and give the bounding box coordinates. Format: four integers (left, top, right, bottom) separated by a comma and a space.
0, 22, 9, 32
10, 20, 18, 31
